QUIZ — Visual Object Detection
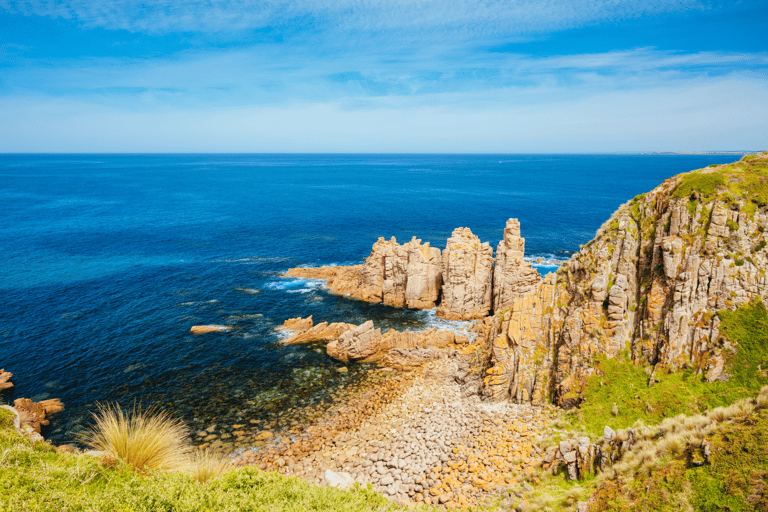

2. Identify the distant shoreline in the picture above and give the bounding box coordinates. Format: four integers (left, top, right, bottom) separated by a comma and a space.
641, 151, 764, 155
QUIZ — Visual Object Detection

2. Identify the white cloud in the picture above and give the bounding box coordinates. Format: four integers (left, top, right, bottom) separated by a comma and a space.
2, 71, 766, 153
1, 0, 710, 37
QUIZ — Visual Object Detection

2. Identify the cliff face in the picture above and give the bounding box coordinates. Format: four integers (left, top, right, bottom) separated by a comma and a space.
481, 153, 768, 406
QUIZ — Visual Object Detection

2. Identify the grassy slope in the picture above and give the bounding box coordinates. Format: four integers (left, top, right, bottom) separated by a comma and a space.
512, 295, 768, 511
0, 407, 419, 512
588, 402, 768, 512
575, 298, 768, 437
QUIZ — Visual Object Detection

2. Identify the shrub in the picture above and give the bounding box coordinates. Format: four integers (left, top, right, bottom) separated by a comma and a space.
85, 404, 191, 473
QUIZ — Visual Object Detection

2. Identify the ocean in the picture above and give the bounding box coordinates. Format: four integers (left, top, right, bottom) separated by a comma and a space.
0, 153, 738, 446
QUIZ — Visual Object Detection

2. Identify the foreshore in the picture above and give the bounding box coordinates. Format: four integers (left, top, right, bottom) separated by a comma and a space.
232, 357, 559, 509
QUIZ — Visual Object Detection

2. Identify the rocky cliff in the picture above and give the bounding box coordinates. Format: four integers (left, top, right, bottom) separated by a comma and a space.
435, 227, 495, 320
479, 153, 768, 406
286, 236, 443, 310
287, 223, 540, 320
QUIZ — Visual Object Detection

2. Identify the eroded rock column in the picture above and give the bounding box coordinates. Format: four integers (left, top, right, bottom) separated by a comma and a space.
436, 227, 494, 320
492, 218, 542, 313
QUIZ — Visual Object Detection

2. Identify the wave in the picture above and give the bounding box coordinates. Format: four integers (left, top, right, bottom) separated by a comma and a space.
265, 278, 326, 292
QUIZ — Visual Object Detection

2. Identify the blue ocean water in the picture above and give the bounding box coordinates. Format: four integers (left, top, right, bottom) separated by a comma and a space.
0, 153, 739, 444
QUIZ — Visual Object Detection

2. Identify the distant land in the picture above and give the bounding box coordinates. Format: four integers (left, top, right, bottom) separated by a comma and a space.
641, 151, 766, 155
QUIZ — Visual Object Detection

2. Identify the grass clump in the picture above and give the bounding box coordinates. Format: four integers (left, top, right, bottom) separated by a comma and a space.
187, 447, 232, 484
576, 299, 768, 437
672, 172, 726, 200
85, 404, 191, 473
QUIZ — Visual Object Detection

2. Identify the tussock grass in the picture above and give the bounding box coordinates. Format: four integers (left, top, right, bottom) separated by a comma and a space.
187, 447, 232, 483
0, 406, 423, 512
85, 404, 191, 473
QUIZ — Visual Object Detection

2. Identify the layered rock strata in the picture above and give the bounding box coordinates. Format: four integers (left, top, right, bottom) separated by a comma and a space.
435, 228, 495, 320
479, 153, 768, 406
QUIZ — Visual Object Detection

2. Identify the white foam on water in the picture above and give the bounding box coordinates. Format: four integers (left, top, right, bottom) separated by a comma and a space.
266, 278, 319, 291
415, 308, 474, 338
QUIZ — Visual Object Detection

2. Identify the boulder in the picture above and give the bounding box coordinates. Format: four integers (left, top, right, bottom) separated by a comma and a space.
327, 321, 383, 361
324, 469, 355, 489
190, 325, 231, 334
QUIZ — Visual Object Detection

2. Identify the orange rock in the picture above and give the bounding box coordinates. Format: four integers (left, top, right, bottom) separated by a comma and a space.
190, 325, 231, 334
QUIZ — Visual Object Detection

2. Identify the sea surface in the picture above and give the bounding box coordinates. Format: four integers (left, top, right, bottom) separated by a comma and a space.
0, 153, 739, 445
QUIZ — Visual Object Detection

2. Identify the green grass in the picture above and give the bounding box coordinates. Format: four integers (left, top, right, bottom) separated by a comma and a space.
0, 407, 427, 512
672, 172, 726, 200
576, 299, 768, 437
587, 402, 768, 512
671, 152, 768, 210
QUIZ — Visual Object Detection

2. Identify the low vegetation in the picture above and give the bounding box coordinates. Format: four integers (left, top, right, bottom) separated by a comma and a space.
671, 152, 768, 211
507, 387, 768, 512
85, 404, 191, 473
0, 406, 416, 512
574, 298, 768, 437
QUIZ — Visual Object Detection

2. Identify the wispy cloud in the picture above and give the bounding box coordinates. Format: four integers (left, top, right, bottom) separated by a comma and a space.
1, 0, 711, 37
3, 73, 767, 153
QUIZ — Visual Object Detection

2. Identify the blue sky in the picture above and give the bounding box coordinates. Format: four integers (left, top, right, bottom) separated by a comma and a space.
0, 0, 766, 152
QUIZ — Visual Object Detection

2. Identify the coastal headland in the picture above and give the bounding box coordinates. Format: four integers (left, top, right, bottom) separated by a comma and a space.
4, 153, 768, 511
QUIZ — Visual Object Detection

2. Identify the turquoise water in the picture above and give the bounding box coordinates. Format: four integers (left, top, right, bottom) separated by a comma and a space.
0, 153, 738, 444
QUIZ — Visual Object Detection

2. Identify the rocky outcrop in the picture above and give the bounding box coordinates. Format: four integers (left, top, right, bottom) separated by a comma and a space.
327, 321, 383, 361
477, 153, 768, 406
286, 222, 542, 319
436, 228, 494, 320
283, 320, 356, 345
492, 218, 542, 313
284, 265, 365, 297
0, 369, 12, 392
323, 319, 462, 364
480, 273, 559, 404
285, 237, 442, 310
358, 237, 444, 309
278, 316, 314, 332
190, 325, 231, 334
13, 398, 64, 435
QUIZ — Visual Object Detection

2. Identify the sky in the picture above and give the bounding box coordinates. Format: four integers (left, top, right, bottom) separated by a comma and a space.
0, 1, 767, 153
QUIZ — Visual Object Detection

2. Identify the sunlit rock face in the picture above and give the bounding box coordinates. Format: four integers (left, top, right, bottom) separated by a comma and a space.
479, 154, 768, 406
436, 227, 494, 321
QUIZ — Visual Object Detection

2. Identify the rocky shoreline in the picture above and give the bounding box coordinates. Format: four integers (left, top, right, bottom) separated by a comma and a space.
232, 358, 560, 509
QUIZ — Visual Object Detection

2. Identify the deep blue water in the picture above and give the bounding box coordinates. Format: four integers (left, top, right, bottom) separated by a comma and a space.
0, 153, 739, 444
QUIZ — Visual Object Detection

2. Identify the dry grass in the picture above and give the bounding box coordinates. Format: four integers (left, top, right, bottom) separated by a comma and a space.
186, 448, 232, 483
600, 386, 768, 483
85, 404, 191, 473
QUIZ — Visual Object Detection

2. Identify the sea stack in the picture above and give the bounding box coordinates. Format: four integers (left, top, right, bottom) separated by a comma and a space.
435, 227, 494, 320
